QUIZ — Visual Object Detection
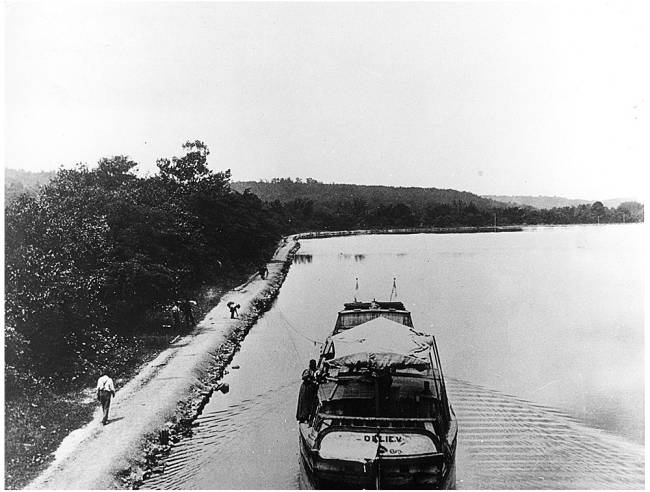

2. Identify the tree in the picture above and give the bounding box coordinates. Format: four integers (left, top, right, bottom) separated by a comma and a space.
95, 156, 138, 190
617, 201, 644, 222
157, 140, 211, 184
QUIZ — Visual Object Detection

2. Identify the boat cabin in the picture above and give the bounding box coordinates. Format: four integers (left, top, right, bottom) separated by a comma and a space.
315, 371, 448, 431
334, 300, 413, 334
315, 316, 451, 431
299, 301, 458, 488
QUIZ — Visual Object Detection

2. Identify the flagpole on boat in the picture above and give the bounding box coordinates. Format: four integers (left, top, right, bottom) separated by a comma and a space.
389, 277, 397, 301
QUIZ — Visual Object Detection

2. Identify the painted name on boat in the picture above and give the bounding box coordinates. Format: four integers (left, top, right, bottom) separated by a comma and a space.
364, 435, 403, 443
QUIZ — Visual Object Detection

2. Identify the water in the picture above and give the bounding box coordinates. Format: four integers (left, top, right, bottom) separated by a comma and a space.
145, 224, 644, 489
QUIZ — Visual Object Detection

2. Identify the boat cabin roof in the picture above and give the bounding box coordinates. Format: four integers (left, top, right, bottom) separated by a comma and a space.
343, 301, 407, 311
335, 300, 413, 333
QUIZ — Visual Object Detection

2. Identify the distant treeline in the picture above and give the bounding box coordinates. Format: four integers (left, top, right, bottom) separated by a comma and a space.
233, 178, 504, 211
233, 178, 644, 229
483, 194, 632, 210
5, 169, 56, 203
4, 152, 644, 394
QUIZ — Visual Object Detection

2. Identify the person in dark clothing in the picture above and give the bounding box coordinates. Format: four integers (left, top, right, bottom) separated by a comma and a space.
417, 380, 436, 419
227, 301, 240, 319
376, 368, 393, 415
171, 303, 181, 330
258, 264, 268, 279
296, 359, 319, 423
180, 299, 196, 327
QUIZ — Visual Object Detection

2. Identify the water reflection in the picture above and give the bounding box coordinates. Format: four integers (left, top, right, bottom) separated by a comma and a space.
336, 252, 415, 262
338, 253, 366, 262
294, 254, 313, 264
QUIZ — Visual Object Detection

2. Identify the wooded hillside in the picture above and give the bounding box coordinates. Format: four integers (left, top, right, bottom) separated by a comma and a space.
231, 178, 643, 228
232, 178, 505, 211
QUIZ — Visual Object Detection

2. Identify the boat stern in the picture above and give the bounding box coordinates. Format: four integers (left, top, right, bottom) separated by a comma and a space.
300, 426, 455, 488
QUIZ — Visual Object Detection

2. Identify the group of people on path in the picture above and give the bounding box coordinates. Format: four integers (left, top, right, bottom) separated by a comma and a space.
170, 263, 268, 325
171, 299, 197, 330
99, 262, 275, 426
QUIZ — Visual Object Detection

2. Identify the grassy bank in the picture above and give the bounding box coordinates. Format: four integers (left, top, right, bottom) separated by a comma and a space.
5, 391, 97, 489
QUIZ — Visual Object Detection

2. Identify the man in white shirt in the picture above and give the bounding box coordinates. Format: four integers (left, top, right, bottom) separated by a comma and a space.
96, 372, 116, 425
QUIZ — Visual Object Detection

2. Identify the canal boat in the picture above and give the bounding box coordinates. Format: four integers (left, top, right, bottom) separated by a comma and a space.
297, 300, 457, 489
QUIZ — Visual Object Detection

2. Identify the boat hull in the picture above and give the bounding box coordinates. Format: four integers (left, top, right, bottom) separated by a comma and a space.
299, 430, 456, 489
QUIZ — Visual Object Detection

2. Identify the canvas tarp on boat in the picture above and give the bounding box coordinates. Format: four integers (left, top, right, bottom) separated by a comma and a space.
326, 317, 434, 370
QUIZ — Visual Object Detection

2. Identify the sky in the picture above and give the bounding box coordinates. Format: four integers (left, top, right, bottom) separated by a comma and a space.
4, 1, 650, 200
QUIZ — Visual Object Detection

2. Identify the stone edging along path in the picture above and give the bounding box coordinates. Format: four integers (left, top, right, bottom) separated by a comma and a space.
26, 235, 301, 490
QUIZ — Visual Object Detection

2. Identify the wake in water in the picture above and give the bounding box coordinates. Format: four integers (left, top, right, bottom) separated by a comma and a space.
144, 377, 643, 490
447, 379, 644, 489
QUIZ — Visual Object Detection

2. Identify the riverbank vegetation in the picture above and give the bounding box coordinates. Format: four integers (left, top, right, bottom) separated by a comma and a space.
4, 142, 284, 487
4, 146, 643, 488
233, 178, 643, 229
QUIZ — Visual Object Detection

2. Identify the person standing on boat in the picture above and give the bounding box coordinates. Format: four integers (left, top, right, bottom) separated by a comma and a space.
96, 370, 116, 425
296, 359, 319, 423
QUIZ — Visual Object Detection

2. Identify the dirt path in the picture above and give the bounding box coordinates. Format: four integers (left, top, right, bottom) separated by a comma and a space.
26, 238, 296, 490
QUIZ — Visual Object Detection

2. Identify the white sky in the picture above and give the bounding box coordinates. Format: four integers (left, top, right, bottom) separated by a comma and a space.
4, 1, 649, 200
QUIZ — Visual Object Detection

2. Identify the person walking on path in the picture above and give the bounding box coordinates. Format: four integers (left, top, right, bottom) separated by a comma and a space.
96, 371, 116, 425
227, 301, 240, 319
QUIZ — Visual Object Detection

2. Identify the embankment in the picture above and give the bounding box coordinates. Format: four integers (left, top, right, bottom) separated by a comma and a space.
26, 236, 300, 490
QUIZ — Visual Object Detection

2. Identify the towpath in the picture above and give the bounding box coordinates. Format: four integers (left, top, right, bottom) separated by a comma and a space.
26, 238, 296, 490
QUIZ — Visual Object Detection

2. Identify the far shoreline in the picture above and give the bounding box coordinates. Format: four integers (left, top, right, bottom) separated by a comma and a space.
295, 222, 641, 241
295, 225, 523, 239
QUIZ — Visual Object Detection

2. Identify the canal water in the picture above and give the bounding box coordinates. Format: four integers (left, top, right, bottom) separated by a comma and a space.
145, 224, 644, 489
